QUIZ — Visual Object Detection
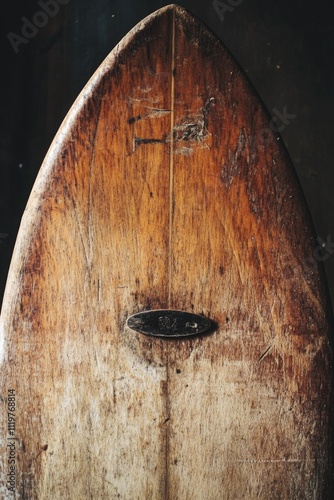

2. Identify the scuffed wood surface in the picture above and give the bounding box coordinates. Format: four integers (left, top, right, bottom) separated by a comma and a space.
0, 4, 333, 499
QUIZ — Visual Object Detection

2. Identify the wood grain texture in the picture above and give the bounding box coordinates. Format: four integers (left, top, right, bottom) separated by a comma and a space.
0, 4, 333, 499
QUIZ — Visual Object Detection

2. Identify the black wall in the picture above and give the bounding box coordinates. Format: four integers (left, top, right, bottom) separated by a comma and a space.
1, 0, 333, 309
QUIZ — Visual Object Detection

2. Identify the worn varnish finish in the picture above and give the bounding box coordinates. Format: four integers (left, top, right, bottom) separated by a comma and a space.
0, 5, 333, 499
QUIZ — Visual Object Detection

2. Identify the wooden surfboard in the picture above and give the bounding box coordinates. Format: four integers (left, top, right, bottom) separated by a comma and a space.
0, 4, 333, 498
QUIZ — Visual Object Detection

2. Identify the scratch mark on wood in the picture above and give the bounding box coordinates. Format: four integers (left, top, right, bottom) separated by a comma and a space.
128, 115, 143, 125
67, 189, 90, 270
235, 458, 324, 463
130, 100, 214, 154
146, 107, 172, 112
132, 136, 167, 152
172, 97, 214, 144
87, 102, 103, 258
128, 109, 171, 124
221, 129, 247, 188
257, 345, 272, 363
128, 96, 161, 104
98, 279, 101, 304
173, 146, 194, 156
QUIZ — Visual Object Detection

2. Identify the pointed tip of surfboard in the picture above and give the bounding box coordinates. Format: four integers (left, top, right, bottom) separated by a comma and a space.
150, 4, 193, 20
156, 4, 184, 12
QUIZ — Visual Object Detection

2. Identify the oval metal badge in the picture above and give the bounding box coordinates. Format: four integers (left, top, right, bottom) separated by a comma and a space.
126, 310, 212, 338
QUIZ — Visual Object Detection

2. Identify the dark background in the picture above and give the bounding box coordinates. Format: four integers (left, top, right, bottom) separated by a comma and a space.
1, 0, 333, 310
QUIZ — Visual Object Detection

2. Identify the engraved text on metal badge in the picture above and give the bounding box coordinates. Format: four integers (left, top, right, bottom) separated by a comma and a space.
126, 310, 212, 338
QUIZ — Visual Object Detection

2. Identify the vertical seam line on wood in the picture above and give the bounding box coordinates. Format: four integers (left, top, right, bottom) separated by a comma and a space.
168, 8, 175, 309
165, 9, 176, 500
